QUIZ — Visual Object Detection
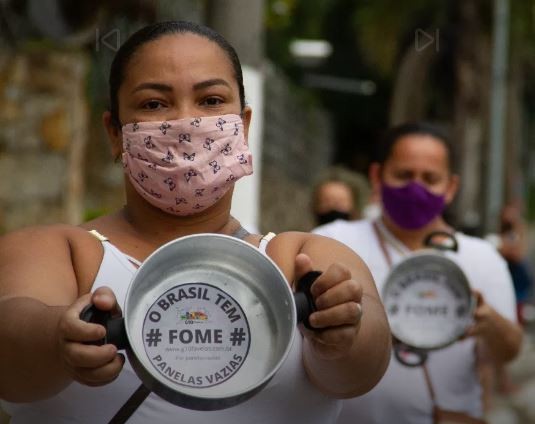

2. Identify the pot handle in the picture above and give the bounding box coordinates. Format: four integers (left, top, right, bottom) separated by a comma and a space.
79, 304, 129, 350
393, 341, 428, 367
423, 231, 458, 252
293, 270, 322, 330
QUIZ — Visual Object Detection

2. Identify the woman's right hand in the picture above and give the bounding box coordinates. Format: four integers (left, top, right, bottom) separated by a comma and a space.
56, 286, 125, 386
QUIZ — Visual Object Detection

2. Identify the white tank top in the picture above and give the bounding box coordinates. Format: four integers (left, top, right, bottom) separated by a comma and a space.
3, 233, 341, 424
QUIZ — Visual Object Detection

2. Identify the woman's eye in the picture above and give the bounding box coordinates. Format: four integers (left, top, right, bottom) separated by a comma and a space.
424, 173, 442, 185
394, 171, 412, 180
201, 97, 223, 106
143, 100, 165, 110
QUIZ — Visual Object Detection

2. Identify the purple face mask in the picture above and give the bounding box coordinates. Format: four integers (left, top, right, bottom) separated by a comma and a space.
381, 181, 446, 230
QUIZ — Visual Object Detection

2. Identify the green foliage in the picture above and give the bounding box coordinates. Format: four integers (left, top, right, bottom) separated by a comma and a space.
264, 0, 535, 176
527, 183, 535, 221
265, 0, 298, 31
266, 0, 333, 36
510, 0, 535, 63
84, 208, 108, 222
265, 0, 338, 71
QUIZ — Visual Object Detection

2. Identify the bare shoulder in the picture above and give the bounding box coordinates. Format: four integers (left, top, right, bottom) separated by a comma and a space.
267, 230, 356, 256
0, 224, 103, 304
265, 231, 322, 260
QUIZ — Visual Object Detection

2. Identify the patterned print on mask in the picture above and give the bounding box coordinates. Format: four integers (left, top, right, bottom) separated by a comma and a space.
122, 114, 253, 216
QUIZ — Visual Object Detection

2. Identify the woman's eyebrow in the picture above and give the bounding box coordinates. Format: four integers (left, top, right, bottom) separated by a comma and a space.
132, 82, 173, 94
193, 78, 231, 90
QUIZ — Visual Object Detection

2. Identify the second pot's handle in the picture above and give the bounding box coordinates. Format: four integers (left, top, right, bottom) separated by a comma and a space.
423, 231, 459, 252
393, 341, 428, 367
294, 270, 322, 330
79, 304, 129, 350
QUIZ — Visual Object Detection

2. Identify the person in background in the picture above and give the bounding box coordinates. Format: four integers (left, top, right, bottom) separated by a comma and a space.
314, 121, 523, 424
497, 204, 534, 324
311, 166, 370, 226
0, 21, 391, 424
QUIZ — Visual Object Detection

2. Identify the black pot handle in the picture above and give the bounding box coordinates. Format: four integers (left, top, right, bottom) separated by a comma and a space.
293, 270, 322, 330
393, 341, 428, 367
79, 304, 129, 350
423, 231, 458, 252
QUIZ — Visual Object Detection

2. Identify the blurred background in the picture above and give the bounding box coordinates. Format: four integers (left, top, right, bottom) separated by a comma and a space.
1, 0, 535, 422
1, 0, 535, 235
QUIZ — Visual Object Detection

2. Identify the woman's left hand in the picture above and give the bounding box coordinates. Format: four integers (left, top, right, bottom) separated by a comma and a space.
464, 290, 499, 340
464, 289, 523, 363
295, 253, 363, 360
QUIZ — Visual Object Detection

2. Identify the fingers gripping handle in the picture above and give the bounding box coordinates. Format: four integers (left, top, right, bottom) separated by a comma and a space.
294, 271, 322, 330
79, 304, 128, 350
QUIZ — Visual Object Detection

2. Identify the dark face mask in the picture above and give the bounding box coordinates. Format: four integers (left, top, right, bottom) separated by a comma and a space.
381, 181, 446, 230
315, 210, 351, 226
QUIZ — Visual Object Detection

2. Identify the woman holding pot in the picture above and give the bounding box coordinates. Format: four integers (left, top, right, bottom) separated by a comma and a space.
314, 122, 523, 423
0, 21, 391, 424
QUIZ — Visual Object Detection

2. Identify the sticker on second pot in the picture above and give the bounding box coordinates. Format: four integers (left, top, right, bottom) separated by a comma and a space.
142, 283, 251, 389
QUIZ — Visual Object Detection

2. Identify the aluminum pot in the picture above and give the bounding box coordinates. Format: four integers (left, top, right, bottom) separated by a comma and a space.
81, 233, 318, 410
381, 232, 475, 366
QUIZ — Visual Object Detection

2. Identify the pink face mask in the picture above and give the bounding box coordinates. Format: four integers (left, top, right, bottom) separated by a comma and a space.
122, 114, 253, 216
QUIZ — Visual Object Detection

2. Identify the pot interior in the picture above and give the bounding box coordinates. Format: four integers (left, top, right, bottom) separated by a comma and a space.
382, 252, 473, 350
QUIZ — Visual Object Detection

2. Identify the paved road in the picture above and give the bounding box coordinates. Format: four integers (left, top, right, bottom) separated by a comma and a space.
488, 326, 535, 424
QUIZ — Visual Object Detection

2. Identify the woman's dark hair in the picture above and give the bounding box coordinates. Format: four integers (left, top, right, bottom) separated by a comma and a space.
375, 122, 457, 173
109, 21, 245, 127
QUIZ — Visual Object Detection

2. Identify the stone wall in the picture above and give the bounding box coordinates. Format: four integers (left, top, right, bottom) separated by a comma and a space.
0, 49, 90, 232
259, 64, 334, 233
0, 1, 207, 233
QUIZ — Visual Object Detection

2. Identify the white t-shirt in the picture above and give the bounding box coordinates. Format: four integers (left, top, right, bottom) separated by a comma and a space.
313, 219, 517, 424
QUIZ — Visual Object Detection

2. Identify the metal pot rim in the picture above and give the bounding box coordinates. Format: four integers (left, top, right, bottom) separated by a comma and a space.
122, 233, 298, 409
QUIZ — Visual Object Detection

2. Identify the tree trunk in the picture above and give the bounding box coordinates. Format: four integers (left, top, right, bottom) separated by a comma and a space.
64, 54, 89, 225
389, 40, 436, 125
452, 0, 491, 232
503, 59, 524, 210
205, 0, 265, 68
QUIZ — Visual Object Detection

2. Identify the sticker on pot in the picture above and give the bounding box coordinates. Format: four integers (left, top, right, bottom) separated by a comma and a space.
142, 283, 251, 388
383, 267, 472, 349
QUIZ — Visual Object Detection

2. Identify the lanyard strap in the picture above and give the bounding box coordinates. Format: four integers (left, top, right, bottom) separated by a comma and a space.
372, 221, 393, 267
108, 385, 151, 424
422, 363, 437, 403
230, 225, 250, 240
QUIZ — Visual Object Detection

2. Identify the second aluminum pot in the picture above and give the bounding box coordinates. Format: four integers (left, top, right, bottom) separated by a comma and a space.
381, 232, 476, 366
